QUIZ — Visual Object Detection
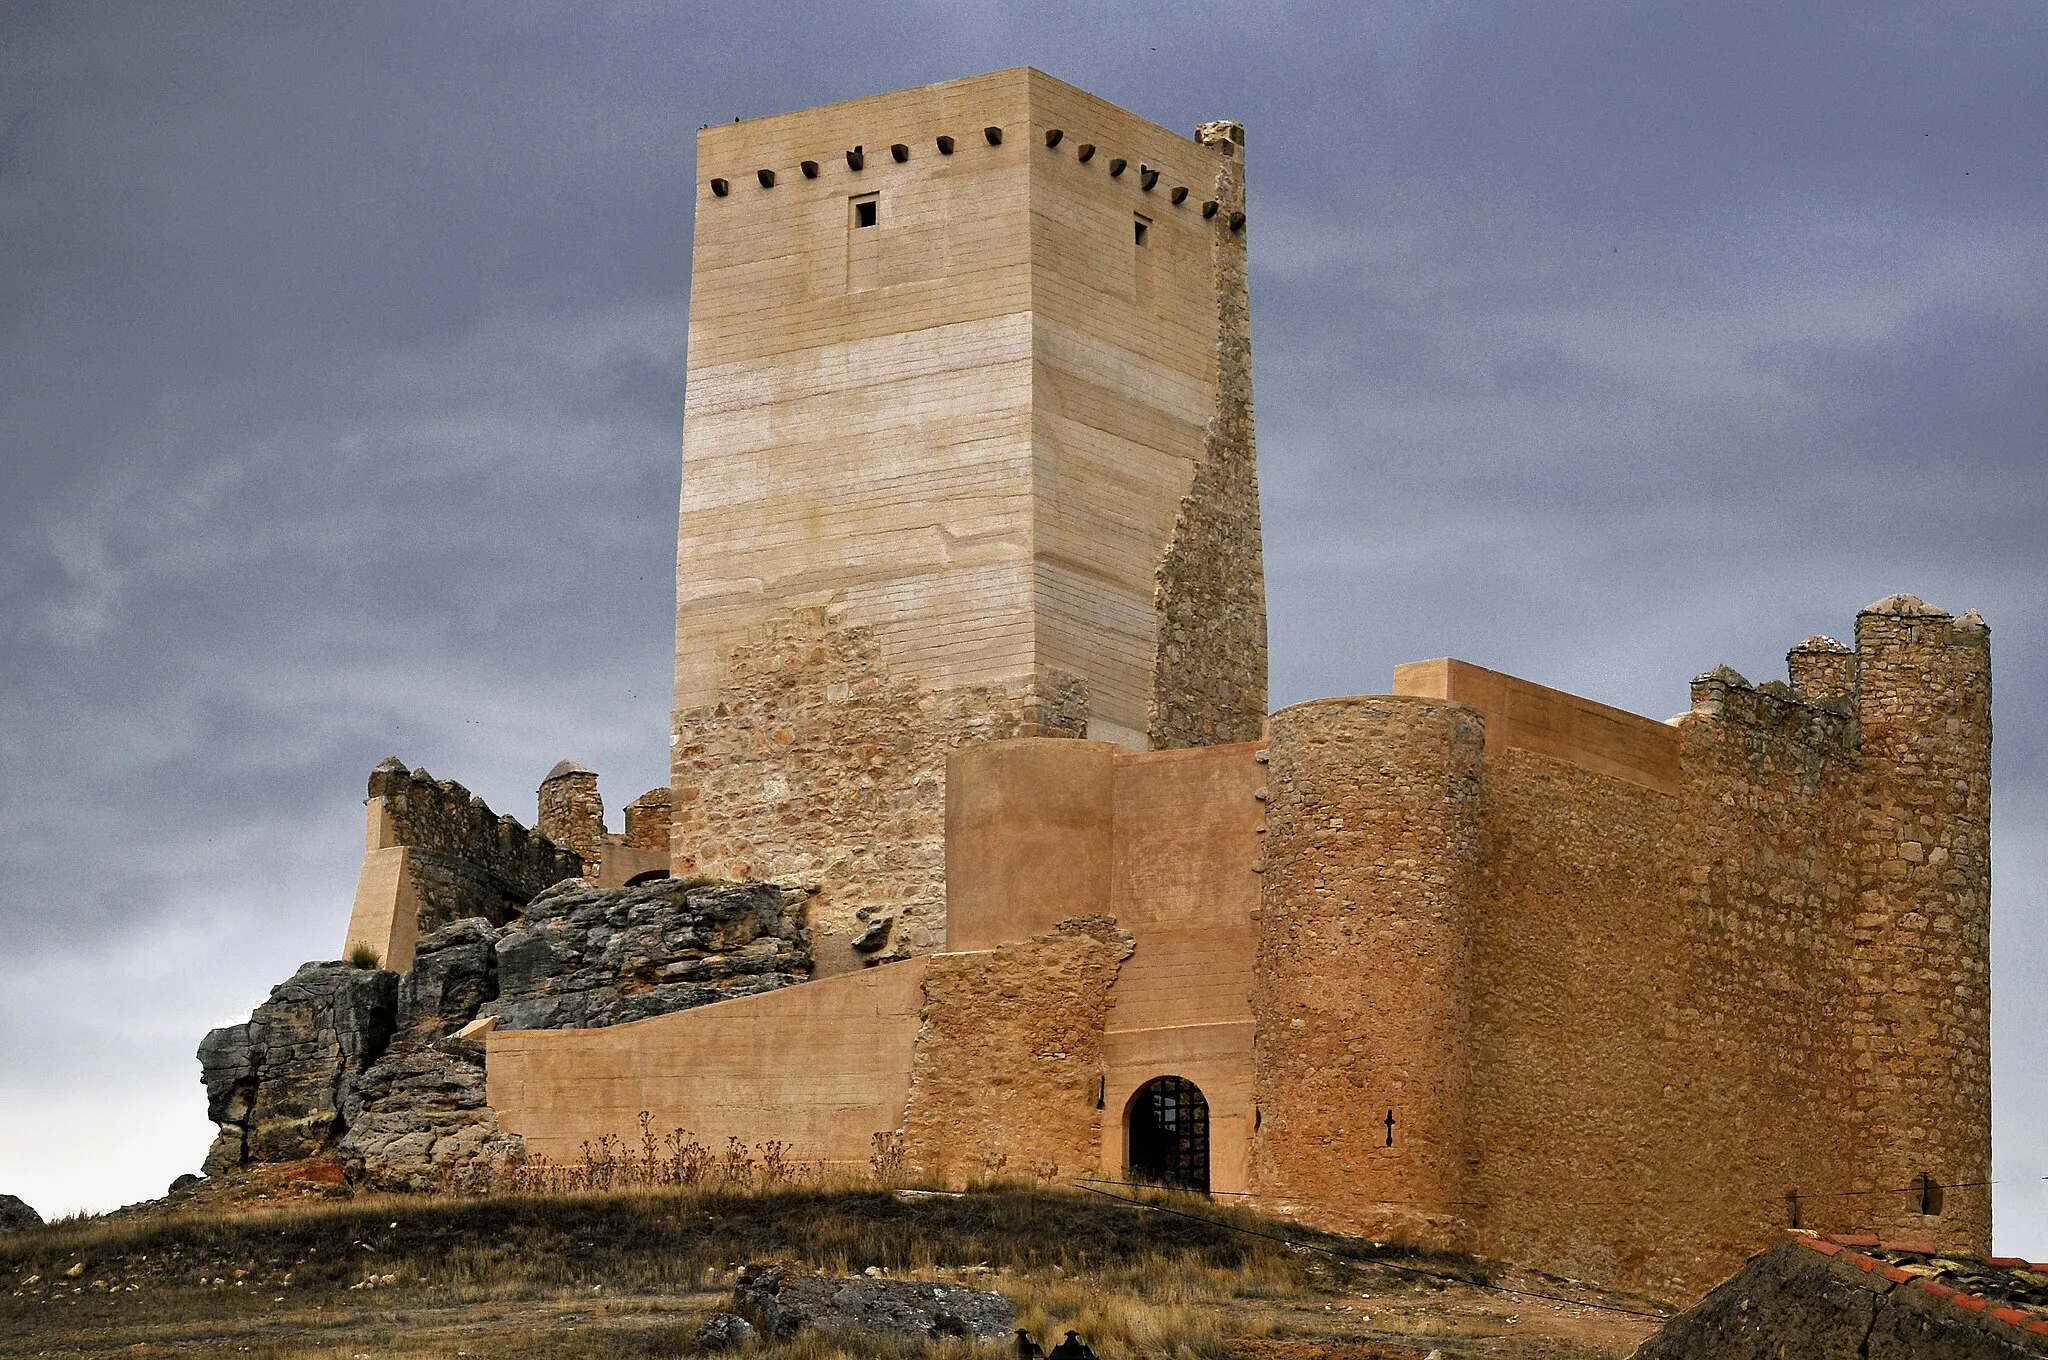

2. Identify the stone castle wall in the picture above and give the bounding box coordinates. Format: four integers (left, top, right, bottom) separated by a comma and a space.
671, 72, 1267, 954
671, 606, 1088, 960
1250, 698, 1485, 1249
536, 763, 608, 872
1252, 600, 1992, 1300
344, 760, 585, 971
1844, 600, 1992, 1245
901, 917, 1132, 1185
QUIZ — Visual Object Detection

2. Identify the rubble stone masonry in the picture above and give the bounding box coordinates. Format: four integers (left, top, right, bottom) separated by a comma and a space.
1147, 120, 1267, 749
537, 762, 608, 874
901, 916, 1133, 1184
1847, 599, 1991, 1246
1252, 599, 1992, 1300
344, 760, 584, 970
1250, 698, 1485, 1249
670, 606, 1088, 959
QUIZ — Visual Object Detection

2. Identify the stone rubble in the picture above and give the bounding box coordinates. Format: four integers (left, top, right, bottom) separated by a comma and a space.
734, 1262, 1016, 1344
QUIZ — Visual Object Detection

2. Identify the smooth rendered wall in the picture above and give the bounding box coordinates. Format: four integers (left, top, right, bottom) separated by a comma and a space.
677, 69, 1039, 707
1021, 73, 1264, 749
487, 960, 930, 1167
1101, 741, 1263, 1194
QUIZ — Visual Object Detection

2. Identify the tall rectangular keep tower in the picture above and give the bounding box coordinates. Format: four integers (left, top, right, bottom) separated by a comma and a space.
672, 68, 1265, 962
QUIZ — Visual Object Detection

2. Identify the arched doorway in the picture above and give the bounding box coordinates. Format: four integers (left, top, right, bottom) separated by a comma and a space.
1126, 1075, 1209, 1193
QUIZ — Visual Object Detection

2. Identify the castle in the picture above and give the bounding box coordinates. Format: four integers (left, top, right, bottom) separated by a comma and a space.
307, 69, 1991, 1300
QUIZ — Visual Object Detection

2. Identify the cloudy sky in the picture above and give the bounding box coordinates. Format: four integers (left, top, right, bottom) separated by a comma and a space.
3, 2, 2043, 1252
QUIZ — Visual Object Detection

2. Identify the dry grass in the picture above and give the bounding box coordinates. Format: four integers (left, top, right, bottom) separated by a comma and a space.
0, 1181, 1641, 1360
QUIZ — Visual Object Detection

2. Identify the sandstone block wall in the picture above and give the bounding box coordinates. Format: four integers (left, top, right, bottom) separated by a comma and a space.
343, 759, 584, 971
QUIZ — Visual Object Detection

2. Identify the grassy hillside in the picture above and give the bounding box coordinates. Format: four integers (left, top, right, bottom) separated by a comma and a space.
0, 1183, 1666, 1358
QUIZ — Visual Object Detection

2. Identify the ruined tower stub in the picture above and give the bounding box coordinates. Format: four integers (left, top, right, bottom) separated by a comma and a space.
1846, 596, 1992, 1247
672, 68, 1267, 957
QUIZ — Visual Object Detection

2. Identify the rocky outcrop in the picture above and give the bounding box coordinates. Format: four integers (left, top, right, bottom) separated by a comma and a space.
1635, 1239, 2048, 1359
197, 961, 398, 1176
338, 1037, 523, 1191
483, 877, 809, 1030
0, 1193, 41, 1233
734, 1263, 1015, 1344
198, 880, 811, 1190
398, 917, 500, 1035
336, 918, 522, 1190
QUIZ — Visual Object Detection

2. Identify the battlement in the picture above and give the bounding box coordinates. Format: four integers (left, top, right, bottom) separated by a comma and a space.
342, 758, 583, 971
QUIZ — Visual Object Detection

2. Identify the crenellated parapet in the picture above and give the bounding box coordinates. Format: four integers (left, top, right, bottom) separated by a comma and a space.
342, 758, 583, 972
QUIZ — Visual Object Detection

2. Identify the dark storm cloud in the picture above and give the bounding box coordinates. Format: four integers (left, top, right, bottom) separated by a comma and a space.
2, 1, 2042, 1244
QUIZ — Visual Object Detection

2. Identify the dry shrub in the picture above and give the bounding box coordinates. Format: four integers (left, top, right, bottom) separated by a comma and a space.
495, 1114, 823, 1196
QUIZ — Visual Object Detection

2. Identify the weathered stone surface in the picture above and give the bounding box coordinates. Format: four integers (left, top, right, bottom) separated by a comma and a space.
197, 961, 398, 1175
363, 762, 584, 935
735, 1263, 1015, 1344
337, 1037, 524, 1191
696, 1312, 756, 1350
1149, 119, 1266, 751
1634, 1241, 2047, 1359
672, 607, 1088, 964
398, 918, 500, 1036
903, 917, 1132, 1185
0, 1193, 42, 1233
482, 877, 810, 1030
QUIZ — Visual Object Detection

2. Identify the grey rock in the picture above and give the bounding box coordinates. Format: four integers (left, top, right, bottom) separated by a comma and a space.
197, 961, 398, 1174
0, 1193, 42, 1233
1633, 1241, 2039, 1360
338, 1037, 524, 1191
399, 917, 500, 1035
195, 876, 808, 1182
481, 878, 809, 1030
696, 1312, 757, 1350
736, 1263, 1015, 1344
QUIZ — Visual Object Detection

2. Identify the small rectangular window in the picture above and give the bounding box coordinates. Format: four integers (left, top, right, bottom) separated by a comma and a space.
853, 196, 879, 228
1133, 214, 1150, 246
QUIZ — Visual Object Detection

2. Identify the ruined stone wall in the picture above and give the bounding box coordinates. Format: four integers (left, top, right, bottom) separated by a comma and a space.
671, 605, 1087, 961
1249, 698, 1484, 1249
901, 917, 1131, 1185
1461, 669, 1870, 1298
345, 761, 586, 970
1844, 598, 1993, 1246
623, 788, 672, 853
369, 762, 581, 899
1147, 120, 1267, 749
